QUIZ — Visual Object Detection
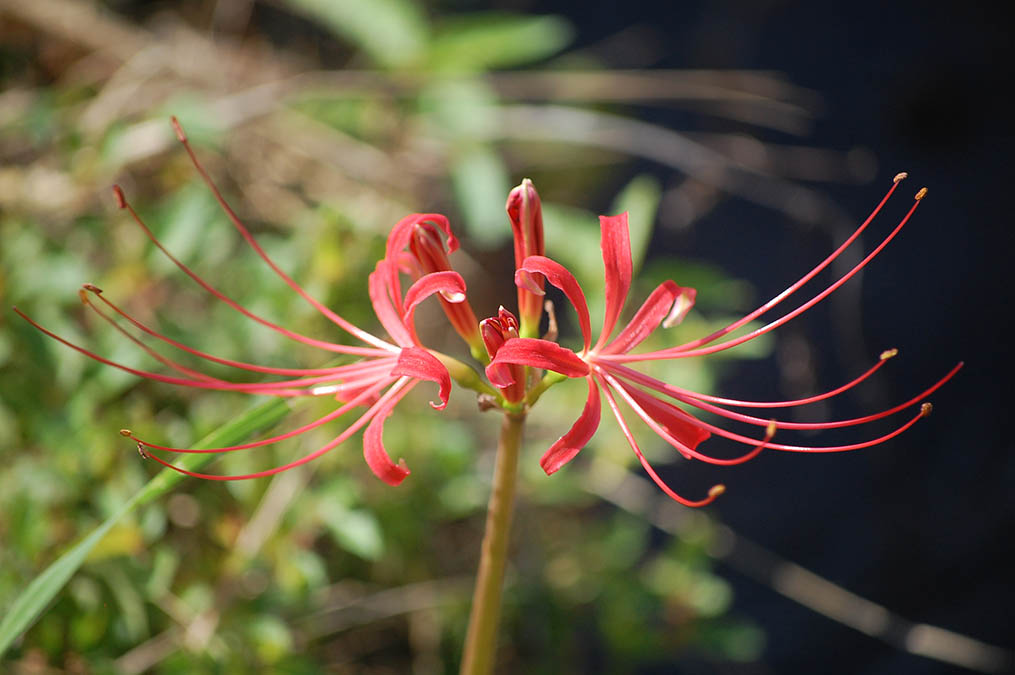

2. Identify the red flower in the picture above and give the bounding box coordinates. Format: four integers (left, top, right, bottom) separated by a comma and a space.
487, 175, 962, 506
15, 118, 466, 486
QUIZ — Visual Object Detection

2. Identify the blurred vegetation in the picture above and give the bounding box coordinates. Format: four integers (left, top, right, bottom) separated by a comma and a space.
0, 0, 865, 671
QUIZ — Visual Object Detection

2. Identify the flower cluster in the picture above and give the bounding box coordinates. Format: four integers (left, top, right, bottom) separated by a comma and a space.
16, 118, 960, 506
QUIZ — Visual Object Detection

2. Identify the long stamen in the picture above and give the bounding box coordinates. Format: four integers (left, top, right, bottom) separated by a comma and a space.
82, 285, 380, 376
168, 117, 392, 352
682, 401, 933, 453
126, 375, 394, 454
596, 373, 722, 507
608, 360, 962, 431
654, 174, 907, 356
142, 377, 415, 480
603, 350, 897, 409
79, 286, 221, 383
598, 369, 772, 466
113, 185, 394, 357
606, 187, 926, 362
12, 307, 393, 397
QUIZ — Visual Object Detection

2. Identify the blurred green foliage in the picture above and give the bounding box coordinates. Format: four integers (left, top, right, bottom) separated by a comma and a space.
0, 0, 783, 671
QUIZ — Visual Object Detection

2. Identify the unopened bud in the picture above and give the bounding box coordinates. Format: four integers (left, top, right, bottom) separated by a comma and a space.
507, 179, 545, 337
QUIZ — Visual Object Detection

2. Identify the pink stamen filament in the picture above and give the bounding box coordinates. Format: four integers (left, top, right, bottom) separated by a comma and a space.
143, 377, 415, 480
12, 308, 397, 397
169, 117, 392, 352
600, 352, 894, 409
604, 193, 923, 362
596, 373, 722, 507
598, 370, 773, 467
84, 285, 385, 376
128, 374, 395, 454
650, 176, 904, 356
603, 361, 962, 430
80, 288, 220, 383
114, 186, 395, 357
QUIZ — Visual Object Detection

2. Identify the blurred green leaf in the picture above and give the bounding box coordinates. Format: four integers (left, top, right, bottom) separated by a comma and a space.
279, 0, 428, 68
427, 14, 573, 72
0, 397, 291, 658
451, 146, 511, 248
319, 499, 385, 561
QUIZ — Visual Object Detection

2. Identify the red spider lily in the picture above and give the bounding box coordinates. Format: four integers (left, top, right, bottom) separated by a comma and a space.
487, 174, 963, 507
14, 118, 468, 486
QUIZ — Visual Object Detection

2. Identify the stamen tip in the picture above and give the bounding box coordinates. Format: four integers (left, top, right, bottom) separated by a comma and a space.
82, 283, 103, 294
915, 187, 928, 201
920, 402, 933, 417
112, 185, 126, 209
170, 116, 187, 142
893, 172, 908, 184
880, 348, 899, 360
136, 442, 149, 459
119, 428, 133, 437
708, 484, 726, 498
766, 420, 777, 438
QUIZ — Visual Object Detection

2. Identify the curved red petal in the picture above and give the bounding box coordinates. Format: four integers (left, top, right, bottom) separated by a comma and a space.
602, 281, 683, 355
363, 395, 412, 486
368, 261, 413, 347
540, 376, 602, 474
485, 338, 589, 388
619, 380, 710, 452
596, 213, 633, 350
402, 271, 467, 322
385, 213, 457, 262
392, 347, 451, 410
517, 256, 591, 351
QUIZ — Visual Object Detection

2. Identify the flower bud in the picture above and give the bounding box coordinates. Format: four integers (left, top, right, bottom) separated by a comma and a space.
507, 179, 545, 338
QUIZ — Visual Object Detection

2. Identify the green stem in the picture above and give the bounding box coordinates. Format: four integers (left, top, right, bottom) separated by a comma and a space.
460, 411, 526, 675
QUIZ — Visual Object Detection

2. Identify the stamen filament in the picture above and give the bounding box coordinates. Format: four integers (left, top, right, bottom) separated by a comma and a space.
597, 373, 722, 507
142, 377, 414, 480
169, 117, 392, 352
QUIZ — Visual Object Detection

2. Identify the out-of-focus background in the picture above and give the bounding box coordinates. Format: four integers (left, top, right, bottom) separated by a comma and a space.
1, 0, 1012, 673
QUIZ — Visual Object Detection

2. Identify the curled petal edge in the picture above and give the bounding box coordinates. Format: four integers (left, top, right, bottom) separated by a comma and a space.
516, 256, 592, 352
540, 376, 602, 475
392, 347, 452, 410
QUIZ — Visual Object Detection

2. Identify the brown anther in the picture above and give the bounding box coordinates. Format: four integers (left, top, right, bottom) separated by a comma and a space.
920, 402, 933, 417
78, 289, 90, 306
170, 116, 187, 142
119, 428, 132, 437
477, 394, 499, 412
893, 172, 908, 183
708, 484, 726, 498
136, 442, 149, 459
880, 348, 899, 360
542, 300, 559, 342
915, 187, 928, 201
82, 283, 102, 294
112, 185, 126, 209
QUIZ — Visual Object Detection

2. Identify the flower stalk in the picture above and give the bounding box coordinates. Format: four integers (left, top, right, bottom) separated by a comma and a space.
460, 411, 525, 675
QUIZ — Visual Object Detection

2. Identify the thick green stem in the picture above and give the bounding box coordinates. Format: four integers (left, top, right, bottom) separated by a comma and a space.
460, 411, 525, 675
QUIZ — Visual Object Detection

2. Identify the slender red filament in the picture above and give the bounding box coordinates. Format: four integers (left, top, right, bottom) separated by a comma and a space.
169, 117, 392, 352
603, 187, 923, 362
142, 377, 415, 480
597, 373, 722, 507
114, 186, 394, 357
